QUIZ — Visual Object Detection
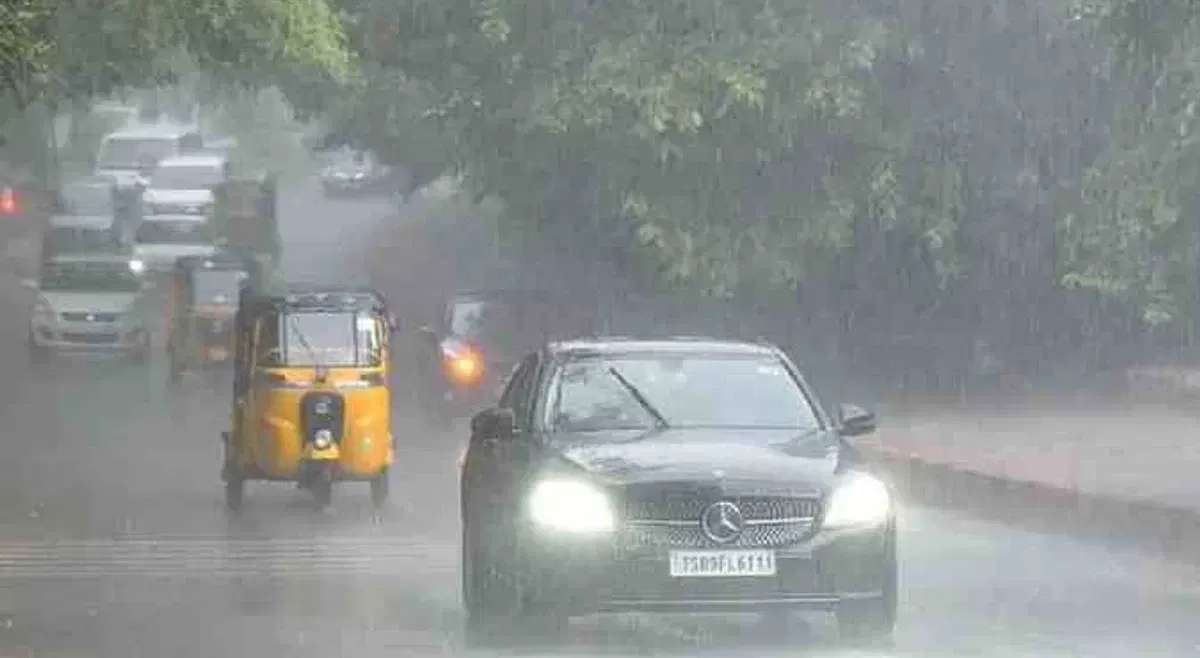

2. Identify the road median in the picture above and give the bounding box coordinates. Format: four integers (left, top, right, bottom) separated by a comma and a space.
863, 395, 1200, 564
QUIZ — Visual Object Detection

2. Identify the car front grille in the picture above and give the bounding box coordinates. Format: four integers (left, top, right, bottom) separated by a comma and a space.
626, 496, 819, 522
60, 332, 120, 344
61, 312, 120, 323
621, 495, 820, 550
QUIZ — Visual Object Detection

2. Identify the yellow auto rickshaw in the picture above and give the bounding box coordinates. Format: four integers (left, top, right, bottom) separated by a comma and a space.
221, 284, 398, 511
167, 253, 258, 384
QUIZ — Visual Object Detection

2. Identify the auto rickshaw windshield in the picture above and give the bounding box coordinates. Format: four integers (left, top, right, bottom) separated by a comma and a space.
264, 311, 383, 368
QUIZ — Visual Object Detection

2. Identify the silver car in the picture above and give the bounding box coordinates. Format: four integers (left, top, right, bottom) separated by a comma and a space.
23, 253, 151, 362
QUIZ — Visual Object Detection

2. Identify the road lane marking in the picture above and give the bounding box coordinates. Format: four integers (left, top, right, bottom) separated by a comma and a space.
0, 536, 458, 579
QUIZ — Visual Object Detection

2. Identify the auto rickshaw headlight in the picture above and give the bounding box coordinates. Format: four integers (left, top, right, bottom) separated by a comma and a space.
312, 429, 333, 449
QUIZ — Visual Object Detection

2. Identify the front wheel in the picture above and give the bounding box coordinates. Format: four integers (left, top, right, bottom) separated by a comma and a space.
224, 468, 245, 513
836, 538, 897, 647
311, 469, 334, 509
462, 518, 565, 647
370, 470, 389, 508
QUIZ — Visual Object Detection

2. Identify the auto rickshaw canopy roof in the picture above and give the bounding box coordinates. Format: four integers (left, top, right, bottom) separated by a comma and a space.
240, 284, 388, 315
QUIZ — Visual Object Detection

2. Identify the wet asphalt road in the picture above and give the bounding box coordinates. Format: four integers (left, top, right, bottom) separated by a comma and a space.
0, 181, 1199, 657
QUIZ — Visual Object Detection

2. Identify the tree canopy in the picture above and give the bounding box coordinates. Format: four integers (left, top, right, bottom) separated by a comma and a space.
0, 0, 354, 108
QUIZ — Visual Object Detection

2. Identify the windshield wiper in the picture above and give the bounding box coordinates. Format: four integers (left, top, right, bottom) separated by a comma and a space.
287, 315, 327, 380
607, 367, 669, 430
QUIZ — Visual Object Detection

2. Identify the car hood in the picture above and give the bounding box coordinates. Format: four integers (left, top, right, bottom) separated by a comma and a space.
49, 214, 116, 230
143, 189, 214, 205
93, 168, 145, 189
40, 291, 138, 314
549, 428, 843, 493
134, 243, 217, 266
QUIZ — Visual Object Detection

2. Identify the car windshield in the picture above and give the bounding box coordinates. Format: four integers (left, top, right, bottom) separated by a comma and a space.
97, 137, 177, 169
44, 227, 120, 255
40, 263, 140, 293
548, 354, 820, 432
135, 220, 214, 245
61, 184, 113, 215
150, 165, 223, 190
191, 269, 246, 304
325, 149, 370, 170
265, 312, 382, 367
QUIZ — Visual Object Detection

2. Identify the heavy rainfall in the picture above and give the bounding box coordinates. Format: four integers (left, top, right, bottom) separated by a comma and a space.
0, 0, 1199, 656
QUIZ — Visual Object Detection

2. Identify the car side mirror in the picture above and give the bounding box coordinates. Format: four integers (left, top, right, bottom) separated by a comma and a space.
19, 278, 37, 290
387, 313, 400, 332
470, 407, 515, 443
837, 403, 876, 437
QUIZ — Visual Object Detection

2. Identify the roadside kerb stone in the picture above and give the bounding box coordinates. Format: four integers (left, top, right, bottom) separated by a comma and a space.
861, 399, 1200, 565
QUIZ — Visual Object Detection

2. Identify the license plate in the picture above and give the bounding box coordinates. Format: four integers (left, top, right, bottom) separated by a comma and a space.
668, 549, 777, 578
208, 347, 227, 360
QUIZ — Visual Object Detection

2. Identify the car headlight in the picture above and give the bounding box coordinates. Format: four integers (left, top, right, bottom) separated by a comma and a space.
312, 429, 333, 449
128, 259, 145, 274
823, 474, 892, 528
527, 479, 615, 534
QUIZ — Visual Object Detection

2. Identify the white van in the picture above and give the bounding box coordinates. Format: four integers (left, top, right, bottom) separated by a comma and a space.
93, 125, 204, 192
132, 215, 219, 274
142, 154, 229, 217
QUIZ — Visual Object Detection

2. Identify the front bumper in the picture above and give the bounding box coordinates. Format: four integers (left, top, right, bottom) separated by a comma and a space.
516, 524, 892, 614
31, 323, 148, 354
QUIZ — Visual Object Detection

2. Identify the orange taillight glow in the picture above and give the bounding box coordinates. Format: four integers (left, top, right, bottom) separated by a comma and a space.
444, 350, 484, 387
0, 188, 18, 215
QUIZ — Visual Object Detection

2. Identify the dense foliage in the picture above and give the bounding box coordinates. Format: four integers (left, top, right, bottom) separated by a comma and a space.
0, 0, 353, 108
329, 0, 1200, 364
11, 0, 1200, 376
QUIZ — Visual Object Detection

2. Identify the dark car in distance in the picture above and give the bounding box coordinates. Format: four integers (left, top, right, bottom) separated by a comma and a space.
459, 338, 897, 646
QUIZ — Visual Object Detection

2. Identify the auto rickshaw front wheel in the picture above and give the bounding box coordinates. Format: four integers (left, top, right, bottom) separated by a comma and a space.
312, 477, 333, 509
370, 470, 389, 508
225, 472, 245, 513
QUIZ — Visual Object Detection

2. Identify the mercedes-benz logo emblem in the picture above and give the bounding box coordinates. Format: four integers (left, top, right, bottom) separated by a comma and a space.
699, 501, 745, 544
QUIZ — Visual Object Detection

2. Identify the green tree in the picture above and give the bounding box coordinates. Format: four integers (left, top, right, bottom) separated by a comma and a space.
1058, 0, 1200, 324
1, 0, 355, 111
337, 0, 967, 298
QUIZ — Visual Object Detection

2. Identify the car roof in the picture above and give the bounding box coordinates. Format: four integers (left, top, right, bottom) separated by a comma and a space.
449, 289, 558, 304
48, 214, 115, 229
104, 125, 195, 140
549, 337, 779, 359
140, 213, 210, 223
63, 176, 115, 190
44, 252, 132, 267
154, 154, 226, 169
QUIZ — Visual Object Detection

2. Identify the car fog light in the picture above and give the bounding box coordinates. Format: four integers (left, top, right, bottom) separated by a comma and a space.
527, 479, 615, 534
128, 259, 145, 274
312, 429, 333, 449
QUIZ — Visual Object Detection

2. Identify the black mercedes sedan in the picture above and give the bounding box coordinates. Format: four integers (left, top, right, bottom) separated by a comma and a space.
459, 337, 897, 645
